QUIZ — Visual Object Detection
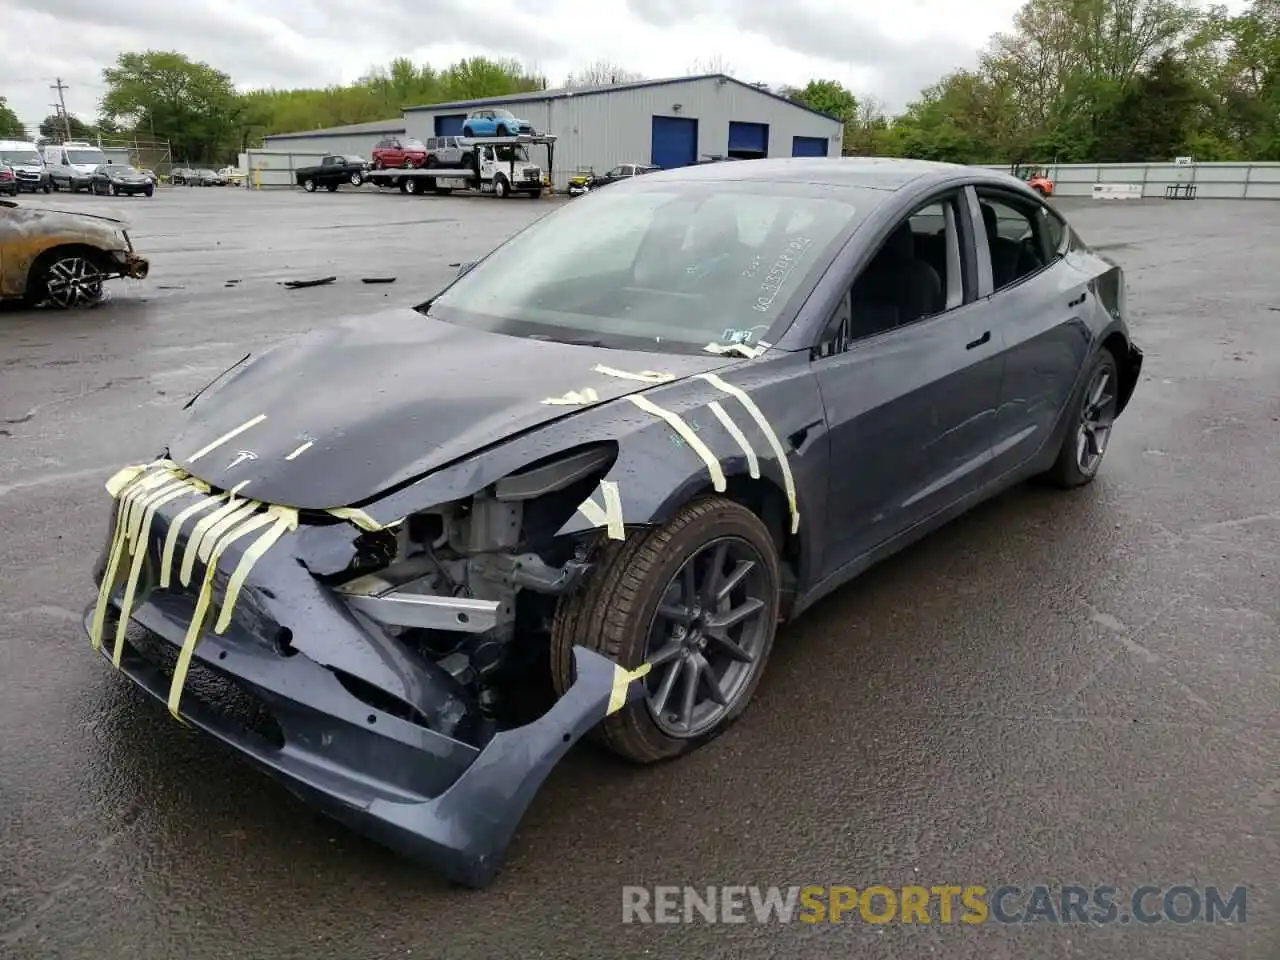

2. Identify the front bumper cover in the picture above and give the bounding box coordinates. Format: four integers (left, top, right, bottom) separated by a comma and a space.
112, 251, 150, 280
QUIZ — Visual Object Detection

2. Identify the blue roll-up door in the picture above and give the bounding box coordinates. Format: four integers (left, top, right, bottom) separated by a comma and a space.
651, 116, 698, 168
435, 114, 466, 136
792, 136, 829, 157
727, 121, 769, 157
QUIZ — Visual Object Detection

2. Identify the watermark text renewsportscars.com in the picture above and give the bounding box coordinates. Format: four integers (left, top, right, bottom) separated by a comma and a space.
621, 884, 1248, 925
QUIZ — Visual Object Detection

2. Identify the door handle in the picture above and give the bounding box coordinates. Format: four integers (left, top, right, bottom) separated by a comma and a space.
1067, 292, 1086, 308
965, 331, 991, 350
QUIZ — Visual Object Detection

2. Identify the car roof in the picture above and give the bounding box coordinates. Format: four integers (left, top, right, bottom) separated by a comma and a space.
638, 156, 991, 192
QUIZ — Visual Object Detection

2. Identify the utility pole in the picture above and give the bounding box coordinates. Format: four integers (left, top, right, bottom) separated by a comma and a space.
50, 77, 71, 140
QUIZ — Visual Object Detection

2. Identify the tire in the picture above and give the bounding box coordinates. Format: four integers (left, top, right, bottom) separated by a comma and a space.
110, 184, 119, 196
1041, 348, 1121, 488
550, 496, 781, 764
42, 182, 51, 194
425, 155, 437, 168
349, 172, 362, 185
26, 248, 109, 309
405, 178, 421, 195
398, 178, 409, 193
462, 126, 474, 137
326, 183, 338, 192
492, 176, 508, 198
496, 124, 509, 137
302, 178, 316, 192
144, 186, 154, 197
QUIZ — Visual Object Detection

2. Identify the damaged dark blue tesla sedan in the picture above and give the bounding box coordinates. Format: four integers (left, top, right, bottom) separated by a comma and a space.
86, 157, 1142, 887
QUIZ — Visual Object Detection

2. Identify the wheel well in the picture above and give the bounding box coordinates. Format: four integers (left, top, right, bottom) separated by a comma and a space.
28, 243, 111, 285
1101, 331, 1136, 413
686, 474, 802, 605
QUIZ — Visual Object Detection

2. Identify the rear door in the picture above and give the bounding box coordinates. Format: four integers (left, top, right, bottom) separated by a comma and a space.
968, 186, 1090, 476
812, 187, 1004, 574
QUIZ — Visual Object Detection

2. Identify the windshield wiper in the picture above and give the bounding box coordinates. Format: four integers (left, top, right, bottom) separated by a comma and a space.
526, 334, 606, 347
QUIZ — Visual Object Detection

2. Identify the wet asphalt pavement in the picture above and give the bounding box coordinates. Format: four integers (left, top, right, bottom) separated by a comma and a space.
0, 185, 1276, 960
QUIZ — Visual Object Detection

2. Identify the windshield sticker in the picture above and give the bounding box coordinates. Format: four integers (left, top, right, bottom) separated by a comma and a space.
752, 237, 814, 314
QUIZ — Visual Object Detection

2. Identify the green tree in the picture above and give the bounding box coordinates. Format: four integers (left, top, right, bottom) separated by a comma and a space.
100, 51, 241, 162
38, 113, 94, 140
0, 97, 24, 138
785, 79, 858, 123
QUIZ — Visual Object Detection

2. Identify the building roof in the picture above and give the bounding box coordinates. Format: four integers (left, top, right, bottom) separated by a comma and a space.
262, 118, 406, 142
403, 74, 842, 124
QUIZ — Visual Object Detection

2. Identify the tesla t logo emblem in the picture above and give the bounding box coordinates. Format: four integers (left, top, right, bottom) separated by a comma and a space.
224, 450, 258, 472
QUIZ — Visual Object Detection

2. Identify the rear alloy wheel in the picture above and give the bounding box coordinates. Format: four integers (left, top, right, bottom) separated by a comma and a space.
302, 178, 316, 192
1043, 349, 1120, 488
35, 253, 107, 309
349, 172, 362, 185
551, 497, 781, 763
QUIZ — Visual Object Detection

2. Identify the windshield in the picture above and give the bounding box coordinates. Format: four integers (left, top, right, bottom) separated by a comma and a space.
493, 109, 515, 119
0, 150, 41, 165
495, 145, 529, 162
105, 165, 137, 175
428, 182, 860, 354
67, 150, 106, 165
403, 138, 425, 149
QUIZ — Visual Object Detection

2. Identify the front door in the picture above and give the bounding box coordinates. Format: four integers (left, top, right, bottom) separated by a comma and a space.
812, 189, 1005, 574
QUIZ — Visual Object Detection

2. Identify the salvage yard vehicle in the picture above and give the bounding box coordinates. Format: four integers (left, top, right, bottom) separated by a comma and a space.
84, 157, 1141, 888
295, 155, 368, 192
371, 136, 429, 170
0, 199, 150, 307
423, 136, 471, 168
0, 165, 16, 197
43, 140, 109, 192
0, 140, 52, 193
366, 134, 553, 198
89, 164, 155, 197
568, 162, 659, 194
1011, 162, 1055, 196
462, 107, 534, 137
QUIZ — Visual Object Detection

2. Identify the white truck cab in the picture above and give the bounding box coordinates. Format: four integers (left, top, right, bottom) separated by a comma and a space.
475, 143, 542, 197
0, 139, 51, 193
43, 141, 109, 192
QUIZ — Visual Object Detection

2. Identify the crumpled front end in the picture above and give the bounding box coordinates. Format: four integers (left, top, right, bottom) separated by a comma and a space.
85, 458, 647, 887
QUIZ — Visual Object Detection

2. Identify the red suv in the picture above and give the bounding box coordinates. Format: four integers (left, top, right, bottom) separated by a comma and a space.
371, 136, 429, 170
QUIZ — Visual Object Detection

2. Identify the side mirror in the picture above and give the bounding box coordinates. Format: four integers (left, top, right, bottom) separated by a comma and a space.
457, 261, 478, 278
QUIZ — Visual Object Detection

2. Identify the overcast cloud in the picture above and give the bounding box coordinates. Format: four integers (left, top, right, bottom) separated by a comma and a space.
0, 0, 1031, 130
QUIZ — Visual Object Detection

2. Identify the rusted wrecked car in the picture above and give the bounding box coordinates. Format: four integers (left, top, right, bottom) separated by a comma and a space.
0, 198, 150, 308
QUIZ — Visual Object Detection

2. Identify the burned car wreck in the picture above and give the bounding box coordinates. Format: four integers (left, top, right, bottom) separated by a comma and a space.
86, 158, 1142, 887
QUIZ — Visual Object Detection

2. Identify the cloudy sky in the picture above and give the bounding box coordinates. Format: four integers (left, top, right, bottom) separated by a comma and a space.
0, 0, 1071, 129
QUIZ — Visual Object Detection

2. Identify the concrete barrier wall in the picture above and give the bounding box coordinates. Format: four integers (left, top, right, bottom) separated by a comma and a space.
975, 162, 1280, 200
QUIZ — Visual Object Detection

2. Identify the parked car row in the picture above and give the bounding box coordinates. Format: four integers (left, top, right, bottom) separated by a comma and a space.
171, 167, 229, 186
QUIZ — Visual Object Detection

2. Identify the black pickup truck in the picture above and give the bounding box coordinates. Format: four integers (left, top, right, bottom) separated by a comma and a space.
295, 155, 368, 192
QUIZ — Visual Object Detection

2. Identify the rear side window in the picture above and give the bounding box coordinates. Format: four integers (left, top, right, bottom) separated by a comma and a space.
1040, 206, 1066, 254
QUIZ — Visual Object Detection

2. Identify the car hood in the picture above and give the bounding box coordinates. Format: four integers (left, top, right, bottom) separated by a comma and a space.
170, 307, 737, 509
13, 203, 130, 228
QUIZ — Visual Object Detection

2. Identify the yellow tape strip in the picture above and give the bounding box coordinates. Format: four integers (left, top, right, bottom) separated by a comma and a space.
181, 491, 251, 586
599, 480, 625, 540
607, 662, 652, 715
90, 495, 133, 650
183, 413, 267, 463
698, 373, 799, 533
214, 505, 299, 634
160, 491, 229, 588
592, 364, 675, 384
105, 464, 147, 497
196, 499, 261, 564
326, 506, 401, 533
167, 509, 281, 720
542, 388, 600, 405
284, 440, 313, 460
111, 481, 196, 667
575, 481, 626, 541
627, 394, 726, 492
707, 400, 760, 479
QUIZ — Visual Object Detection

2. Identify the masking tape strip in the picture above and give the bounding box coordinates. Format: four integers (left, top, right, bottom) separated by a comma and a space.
89, 467, 182, 649
599, 480, 625, 541
105, 464, 148, 497
111, 481, 196, 667
214, 506, 299, 634
702, 342, 769, 359
698, 373, 799, 533
167, 510, 282, 720
181, 493, 252, 586
197, 499, 261, 564
592, 364, 675, 384
161, 492, 229, 588
577, 495, 608, 529
326, 506, 401, 533
707, 400, 759, 479
607, 662, 652, 715
626, 394, 726, 493
184, 413, 267, 463
542, 388, 600, 406
284, 441, 313, 460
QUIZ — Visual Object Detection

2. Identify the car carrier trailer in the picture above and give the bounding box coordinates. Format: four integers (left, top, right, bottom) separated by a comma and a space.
364, 134, 557, 198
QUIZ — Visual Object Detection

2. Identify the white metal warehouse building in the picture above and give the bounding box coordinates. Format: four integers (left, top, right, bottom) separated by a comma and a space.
258, 74, 843, 190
